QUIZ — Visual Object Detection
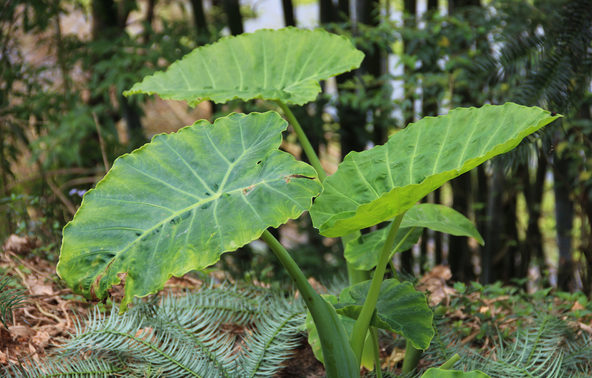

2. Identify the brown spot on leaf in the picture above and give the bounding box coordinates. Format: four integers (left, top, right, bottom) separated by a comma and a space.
284, 174, 314, 183
242, 185, 256, 195
89, 275, 102, 302
108, 272, 127, 303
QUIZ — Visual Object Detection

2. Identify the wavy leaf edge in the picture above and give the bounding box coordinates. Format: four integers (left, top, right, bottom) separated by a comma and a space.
316, 104, 559, 237
334, 279, 434, 350
124, 27, 364, 106
58, 111, 321, 309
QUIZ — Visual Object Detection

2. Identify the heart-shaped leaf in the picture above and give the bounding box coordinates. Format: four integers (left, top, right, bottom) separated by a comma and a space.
305, 295, 375, 370
421, 368, 491, 378
344, 204, 481, 270
57, 112, 322, 309
345, 227, 423, 271
334, 279, 434, 350
124, 27, 364, 106
310, 104, 559, 237
401, 204, 484, 244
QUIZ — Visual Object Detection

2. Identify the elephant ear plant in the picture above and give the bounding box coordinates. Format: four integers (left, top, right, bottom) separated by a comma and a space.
57, 27, 560, 378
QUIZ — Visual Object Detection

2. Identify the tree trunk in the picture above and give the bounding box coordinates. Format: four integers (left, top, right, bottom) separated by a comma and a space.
281, 0, 295, 26
482, 167, 505, 284
92, 0, 119, 39
583, 190, 592, 294
222, 0, 243, 35
449, 172, 474, 281
397, 0, 417, 274
421, 0, 439, 265
190, 0, 208, 41
91, 0, 146, 150
448, 0, 482, 282
503, 189, 519, 282
320, 0, 335, 24
475, 165, 488, 270
337, 0, 349, 22
358, 0, 382, 78
554, 152, 574, 291
402, 0, 416, 127
521, 158, 547, 279
579, 103, 592, 294
448, 0, 480, 14
433, 188, 443, 265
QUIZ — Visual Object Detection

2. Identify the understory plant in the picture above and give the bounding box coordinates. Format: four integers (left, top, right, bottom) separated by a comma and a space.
6, 283, 307, 377
57, 27, 560, 378
423, 283, 592, 378
0, 276, 27, 328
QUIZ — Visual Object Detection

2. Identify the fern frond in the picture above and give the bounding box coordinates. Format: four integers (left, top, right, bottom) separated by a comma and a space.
50, 282, 309, 378
462, 315, 584, 378
64, 300, 238, 377
5, 357, 126, 378
237, 295, 306, 377
0, 276, 28, 328
159, 282, 264, 325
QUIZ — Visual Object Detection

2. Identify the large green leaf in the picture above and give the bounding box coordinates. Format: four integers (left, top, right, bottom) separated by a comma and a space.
401, 204, 484, 244
344, 204, 482, 270
334, 279, 434, 350
345, 227, 423, 271
305, 295, 375, 370
310, 104, 559, 237
124, 27, 364, 106
57, 112, 322, 309
421, 368, 491, 378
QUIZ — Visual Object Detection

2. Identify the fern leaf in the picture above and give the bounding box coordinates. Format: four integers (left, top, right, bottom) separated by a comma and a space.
0, 276, 28, 328
5, 357, 125, 378
237, 296, 306, 377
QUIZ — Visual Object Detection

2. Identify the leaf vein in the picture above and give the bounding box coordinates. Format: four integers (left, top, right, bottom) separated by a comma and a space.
122, 162, 202, 200
161, 138, 214, 194
431, 114, 452, 175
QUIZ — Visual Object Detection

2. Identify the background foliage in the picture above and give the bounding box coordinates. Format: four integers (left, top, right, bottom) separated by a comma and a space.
0, 0, 591, 291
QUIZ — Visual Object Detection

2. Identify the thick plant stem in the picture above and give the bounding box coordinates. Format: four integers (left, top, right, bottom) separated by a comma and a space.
349, 212, 406, 364
275, 100, 327, 182
388, 227, 416, 261
401, 340, 422, 374
387, 227, 416, 281
276, 100, 369, 293
275, 100, 365, 286
389, 261, 399, 281
343, 231, 371, 285
439, 354, 460, 370
261, 230, 359, 378
370, 327, 383, 378
275, 100, 371, 373
394, 226, 421, 374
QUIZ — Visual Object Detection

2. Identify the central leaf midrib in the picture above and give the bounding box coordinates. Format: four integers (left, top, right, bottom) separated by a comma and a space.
331, 145, 510, 230
95, 176, 296, 276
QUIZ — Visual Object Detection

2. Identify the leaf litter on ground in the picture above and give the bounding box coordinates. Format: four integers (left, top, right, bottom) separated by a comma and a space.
1, 234, 592, 377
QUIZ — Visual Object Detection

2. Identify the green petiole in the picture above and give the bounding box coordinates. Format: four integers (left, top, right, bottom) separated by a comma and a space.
439, 354, 461, 370
349, 211, 407, 364
261, 230, 359, 378
275, 100, 327, 183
